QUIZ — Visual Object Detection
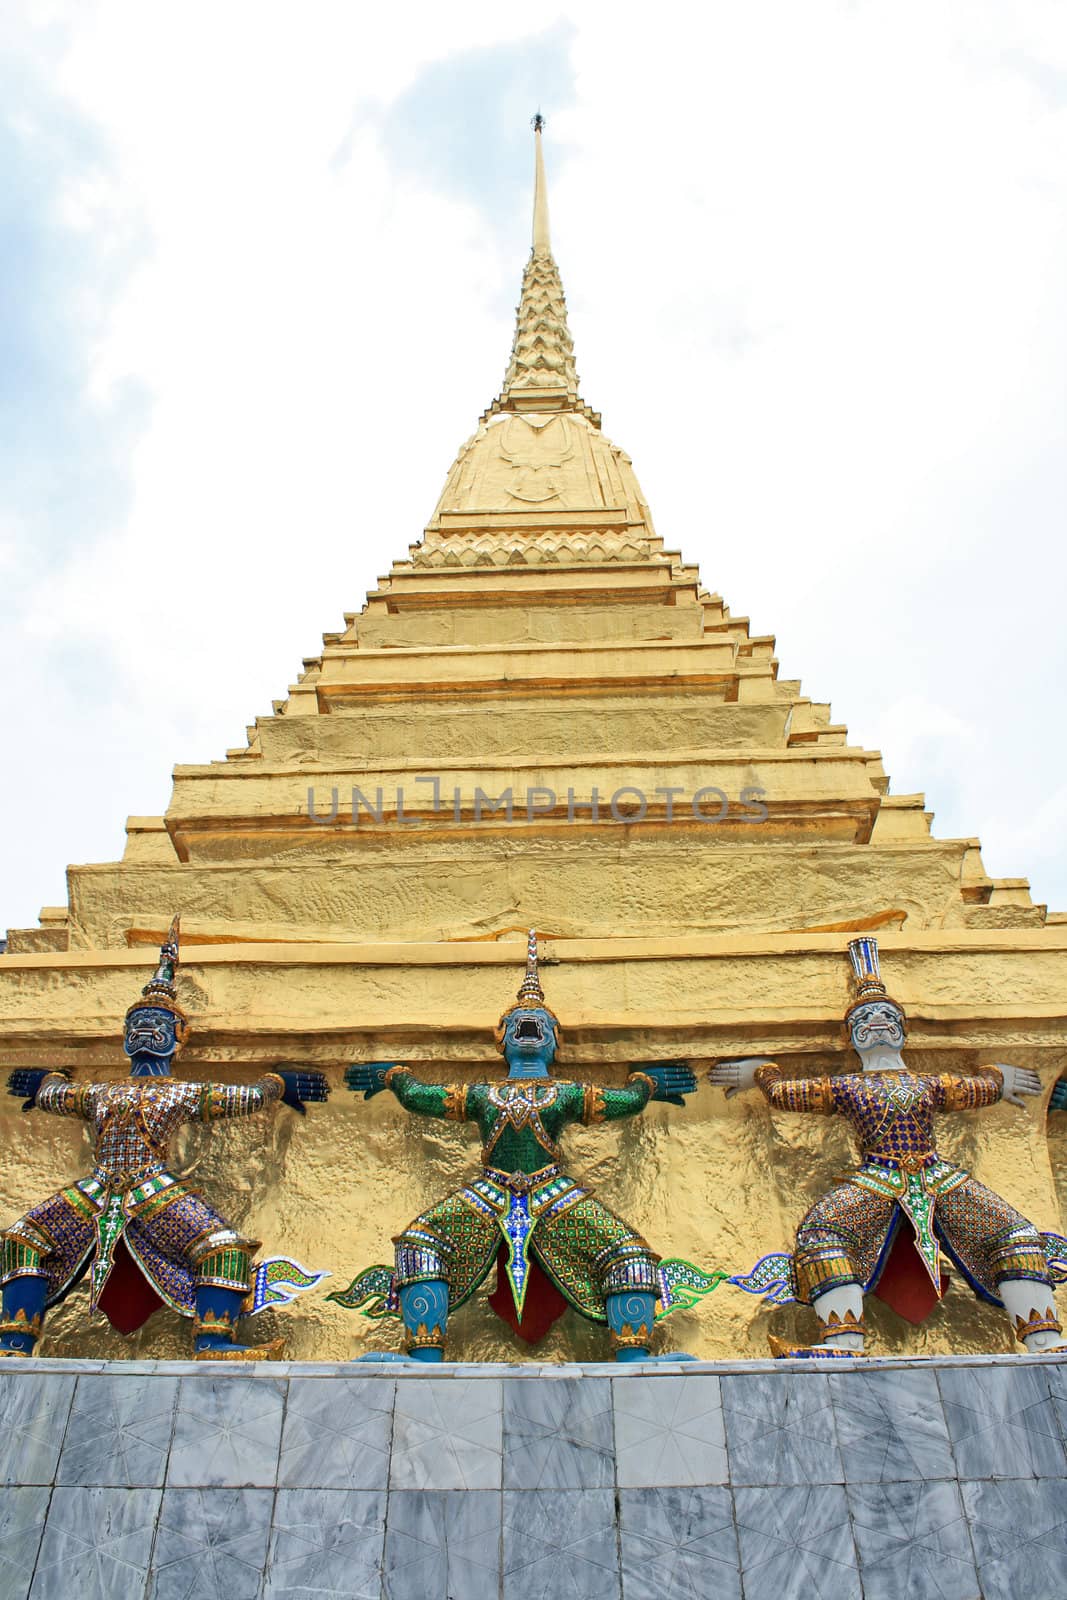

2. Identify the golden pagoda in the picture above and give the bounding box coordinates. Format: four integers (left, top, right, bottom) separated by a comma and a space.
2, 124, 1065, 1363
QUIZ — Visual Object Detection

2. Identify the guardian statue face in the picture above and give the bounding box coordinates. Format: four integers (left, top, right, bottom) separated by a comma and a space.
124, 1005, 182, 1077
500, 1007, 559, 1077
848, 1000, 907, 1059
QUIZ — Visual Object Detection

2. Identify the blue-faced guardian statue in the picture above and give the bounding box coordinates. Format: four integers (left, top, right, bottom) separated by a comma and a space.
0, 918, 329, 1358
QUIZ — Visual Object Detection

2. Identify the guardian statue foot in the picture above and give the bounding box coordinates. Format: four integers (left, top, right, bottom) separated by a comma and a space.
194, 1340, 286, 1362
354, 1351, 418, 1364
768, 1335, 866, 1360
193, 1289, 285, 1361
1012, 1302, 1067, 1354
614, 1349, 697, 1363
0, 1280, 46, 1357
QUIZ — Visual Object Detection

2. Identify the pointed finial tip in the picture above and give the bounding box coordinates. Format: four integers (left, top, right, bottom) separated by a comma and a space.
516, 928, 545, 1006
530, 115, 551, 256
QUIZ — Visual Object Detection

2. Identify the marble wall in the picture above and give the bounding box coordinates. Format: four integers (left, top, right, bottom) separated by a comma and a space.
0, 1354, 1064, 1598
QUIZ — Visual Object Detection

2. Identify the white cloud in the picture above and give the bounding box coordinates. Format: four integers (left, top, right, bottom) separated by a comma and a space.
2, 0, 1066, 929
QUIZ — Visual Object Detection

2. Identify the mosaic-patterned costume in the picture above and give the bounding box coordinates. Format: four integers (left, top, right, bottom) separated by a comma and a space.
386, 1070, 661, 1329
2, 1074, 286, 1329
752, 1064, 1057, 1312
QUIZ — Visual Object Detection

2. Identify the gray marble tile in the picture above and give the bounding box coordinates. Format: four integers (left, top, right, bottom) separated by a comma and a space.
383, 1490, 501, 1599
849, 1480, 979, 1600
734, 1484, 860, 1600
721, 1371, 843, 1485
962, 1477, 1067, 1599
389, 1377, 501, 1490
503, 1489, 620, 1600
503, 1375, 614, 1490
1036, 1357, 1067, 1450
167, 1374, 286, 1487
0, 1487, 51, 1600
619, 1486, 740, 1600
613, 1375, 727, 1487
147, 1488, 272, 1600
0, 1374, 75, 1485
827, 1366, 956, 1481
938, 1362, 1067, 1478
262, 1488, 386, 1599
29, 1484, 159, 1600
279, 1375, 393, 1489
58, 1374, 178, 1488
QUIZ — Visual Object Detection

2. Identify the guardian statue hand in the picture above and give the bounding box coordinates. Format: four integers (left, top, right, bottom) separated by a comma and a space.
277, 1070, 331, 1116
708, 1058, 777, 1098
5, 1068, 66, 1113
993, 1063, 1041, 1109
344, 1063, 399, 1100
632, 1061, 696, 1107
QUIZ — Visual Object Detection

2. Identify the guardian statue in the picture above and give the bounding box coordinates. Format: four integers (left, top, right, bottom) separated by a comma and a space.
712, 938, 1067, 1356
332, 932, 721, 1360
0, 919, 329, 1358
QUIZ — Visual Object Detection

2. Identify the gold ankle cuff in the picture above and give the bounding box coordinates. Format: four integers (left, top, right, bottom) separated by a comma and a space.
407, 1324, 446, 1353
192, 1310, 237, 1337
0, 1311, 43, 1338
818, 1309, 865, 1342
612, 1322, 654, 1350
1013, 1306, 1062, 1345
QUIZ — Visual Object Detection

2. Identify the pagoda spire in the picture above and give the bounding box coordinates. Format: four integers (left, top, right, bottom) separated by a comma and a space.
532, 112, 551, 256
497, 117, 582, 413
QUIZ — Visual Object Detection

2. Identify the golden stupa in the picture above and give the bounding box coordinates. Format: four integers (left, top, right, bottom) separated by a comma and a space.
2, 126, 1065, 1362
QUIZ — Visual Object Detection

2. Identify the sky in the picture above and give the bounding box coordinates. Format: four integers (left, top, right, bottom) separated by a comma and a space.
1, 0, 1065, 934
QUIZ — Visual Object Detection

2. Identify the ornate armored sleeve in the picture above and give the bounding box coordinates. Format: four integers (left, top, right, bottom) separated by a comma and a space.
195, 1075, 285, 1122
754, 1064, 837, 1114
578, 1076, 654, 1125
385, 1067, 471, 1121
931, 1067, 1003, 1112
34, 1077, 96, 1120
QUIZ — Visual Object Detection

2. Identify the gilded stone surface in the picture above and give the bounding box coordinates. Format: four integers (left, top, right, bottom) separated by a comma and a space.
0, 941, 1065, 1362
1, 129, 1065, 1365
